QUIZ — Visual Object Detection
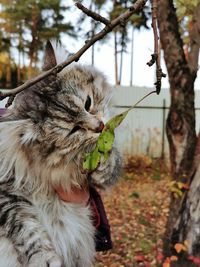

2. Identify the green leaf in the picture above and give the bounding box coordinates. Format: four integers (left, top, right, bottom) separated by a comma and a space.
104, 109, 129, 132
83, 147, 101, 171
83, 91, 156, 172
83, 110, 128, 172
97, 131, 115, 153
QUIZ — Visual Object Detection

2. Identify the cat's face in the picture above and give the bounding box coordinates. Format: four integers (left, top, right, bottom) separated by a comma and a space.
11, 42, 111, 167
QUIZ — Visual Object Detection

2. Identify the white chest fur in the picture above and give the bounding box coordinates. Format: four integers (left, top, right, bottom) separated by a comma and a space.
36, 197, 96, 267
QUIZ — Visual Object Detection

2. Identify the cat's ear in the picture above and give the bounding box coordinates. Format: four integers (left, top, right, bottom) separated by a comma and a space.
42, 40, 57, 71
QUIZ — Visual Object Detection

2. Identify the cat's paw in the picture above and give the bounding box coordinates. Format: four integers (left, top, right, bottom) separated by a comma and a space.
90, 147, 121, 188
28, 251, 63, 267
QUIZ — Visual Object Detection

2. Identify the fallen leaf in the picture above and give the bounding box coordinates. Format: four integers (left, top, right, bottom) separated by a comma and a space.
177, 182, 189, 190
170, 255, 178, 261
174, 243, 187, 253
162, 257, 171, 267
188, 256, 200, 264
134, 254, 145, 262
156, 252, 163, 262
144, 261, 151, 267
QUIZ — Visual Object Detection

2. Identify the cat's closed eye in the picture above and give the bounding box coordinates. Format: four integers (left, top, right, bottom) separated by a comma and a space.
85, 95, 91, 112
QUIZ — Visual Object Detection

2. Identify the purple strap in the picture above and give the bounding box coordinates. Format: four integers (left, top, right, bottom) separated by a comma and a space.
89, 186, 113, 251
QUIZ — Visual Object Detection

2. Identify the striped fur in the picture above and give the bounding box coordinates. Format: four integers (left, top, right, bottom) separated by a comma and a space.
0, 42, 121, 267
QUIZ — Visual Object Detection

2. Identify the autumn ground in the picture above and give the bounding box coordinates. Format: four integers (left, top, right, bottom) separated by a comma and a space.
95, 156, 171, 267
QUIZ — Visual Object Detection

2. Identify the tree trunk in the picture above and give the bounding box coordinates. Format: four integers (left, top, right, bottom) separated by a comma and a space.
114, 32, 120, 85
157, 0, 198, 261
28, 5, 38, 79
91, 17, 95, 66
167, 3, 200, 264
91, 39, 95, 66
17, 25, 23, 85
17, 50, 21, 85
89, 0, 95, 66
119, 48, 123, 84
130, 26, 134, 86
188, 1, 200, 74
5, 52, 11, 88
119, 29, 125, 85
119, 1, 128, 85
28, 56, 34, 79
171, 153, 200, 262
91, 22, 95, 66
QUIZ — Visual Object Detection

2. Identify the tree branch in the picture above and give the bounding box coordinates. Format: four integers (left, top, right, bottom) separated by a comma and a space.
0, 0, 147, 105
157, 0, 190, 85
188, 0, 200, 74
75, 2, 110, 26
147, 0, 166, 95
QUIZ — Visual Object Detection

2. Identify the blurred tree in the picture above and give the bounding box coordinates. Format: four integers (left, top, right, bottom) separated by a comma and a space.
0, 0, 74, 83
90, 0, 108, 65
75, 0, 149, 85
75, 0, 108, 66
175, 0, 199, 58
109, 0, 150, 85
0, 14, 12, 88
158, 0, 200, 265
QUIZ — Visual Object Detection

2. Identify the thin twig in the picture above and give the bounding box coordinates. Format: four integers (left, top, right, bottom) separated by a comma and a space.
147, 0, 166, 94
128, 90, 157, 111
75, 2, 110, 26
0, 0, 148, 107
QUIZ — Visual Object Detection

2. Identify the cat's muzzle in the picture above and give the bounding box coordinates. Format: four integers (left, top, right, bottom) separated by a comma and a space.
96, 121, 104, 133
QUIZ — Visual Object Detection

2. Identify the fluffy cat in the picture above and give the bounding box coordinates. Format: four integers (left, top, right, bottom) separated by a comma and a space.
0, 41, 121, 267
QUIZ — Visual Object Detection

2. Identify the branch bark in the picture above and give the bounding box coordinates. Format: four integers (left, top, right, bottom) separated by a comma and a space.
157, 0, 189, 83
157, 0, 196, 181
157, 0, 198, 260
147, 0, 166, 94
75, 2, 110, 26
0, 0, 147, 105
188, 0, 200, 74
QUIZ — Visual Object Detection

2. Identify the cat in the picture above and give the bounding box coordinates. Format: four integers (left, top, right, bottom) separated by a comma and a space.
0, 41, 121, 267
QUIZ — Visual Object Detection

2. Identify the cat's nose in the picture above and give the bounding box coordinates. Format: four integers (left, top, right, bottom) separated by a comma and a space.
96, 121, 104, 133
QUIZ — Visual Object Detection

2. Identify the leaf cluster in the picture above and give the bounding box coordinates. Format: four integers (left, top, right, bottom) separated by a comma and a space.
109, 0, 150, 31
83, 109, 128, 171
175, 0, 199, 46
